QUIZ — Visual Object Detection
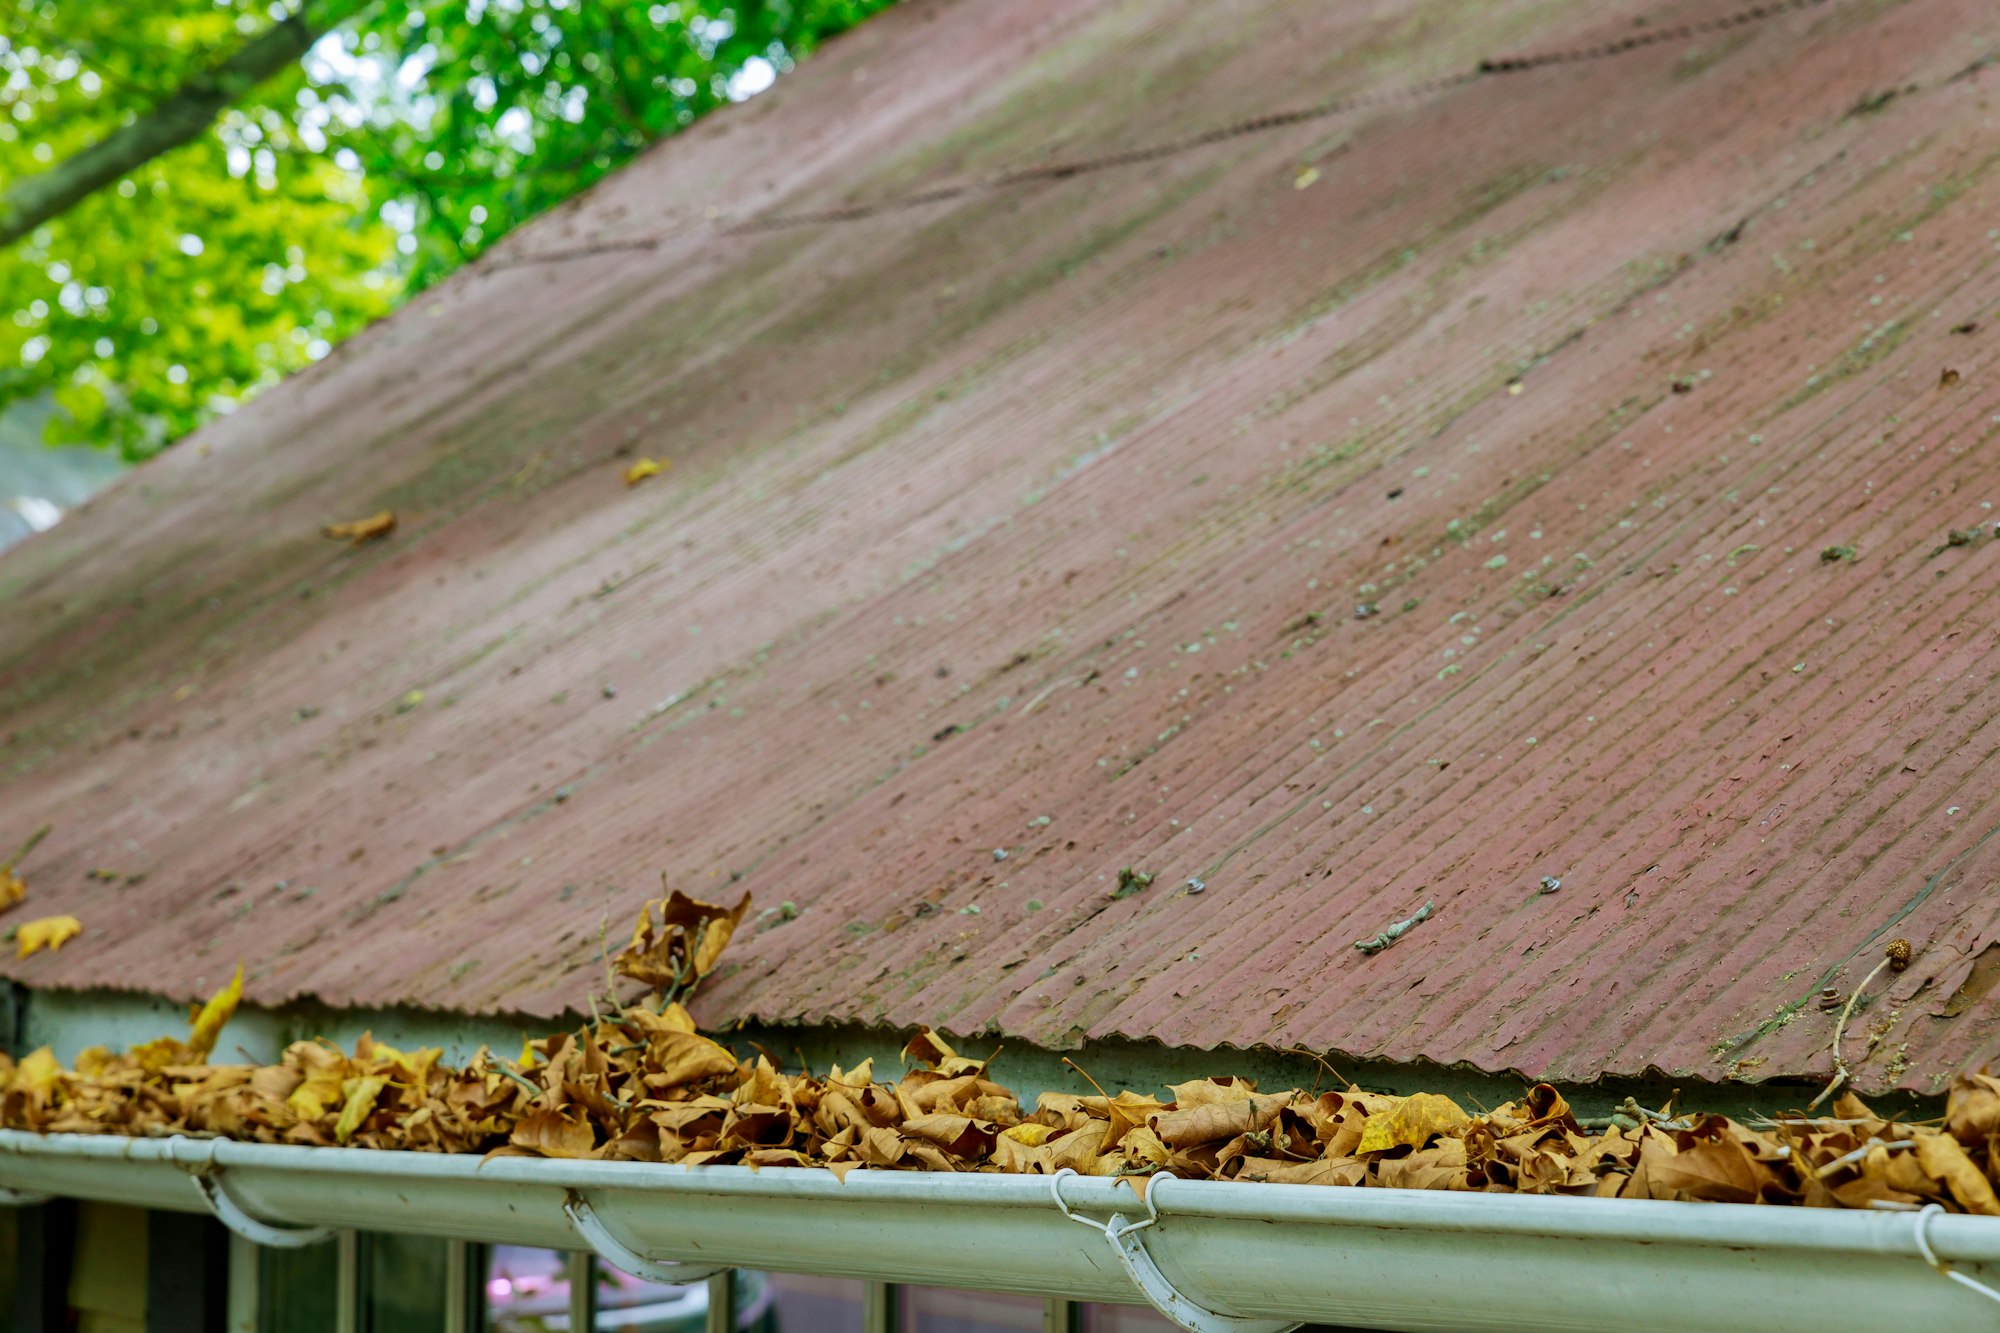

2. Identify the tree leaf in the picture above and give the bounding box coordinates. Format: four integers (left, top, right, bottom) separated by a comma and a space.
1356, 1094, 1469, 1154
322, 511, 395, 544
509, 1107, 596, 1159
1915, 1133, 2000, 1216
15, 915, 81, 959
187, 964, 244, 1060
1649, 1138, 1766, 1204
333, 1075, 386, 1144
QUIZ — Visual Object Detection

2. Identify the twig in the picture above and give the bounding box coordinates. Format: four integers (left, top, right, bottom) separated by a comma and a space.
1353, 900, 1433, 955
1286, 1045, 1349, 1094
1019, 677, 1076, 716
1808, 954, 1894, 1111
499, 1067, 547, 1104
587, 909, 613, 1027
1813, 1135, 1915, 1180
1746, 1114, 1945, 1130
2, 823, 51, 874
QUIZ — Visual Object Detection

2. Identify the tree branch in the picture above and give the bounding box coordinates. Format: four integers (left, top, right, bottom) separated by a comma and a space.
0, 0, 380, 248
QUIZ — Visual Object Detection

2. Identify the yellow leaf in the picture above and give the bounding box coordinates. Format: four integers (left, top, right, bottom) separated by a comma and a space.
323, 510, 395, 544
1356, 1093, 1470, 1154
16, 915, 81, 959
14, 1047, 61, 1100
624, 458, 665, 486
132, 1036, 187, 1075
0, 869, 24, 913
334, 1075, 387, 1144
1000, 1122, 1056, 1147
1294, 166, 1321, 190
188, 965, 243, 1060
396, 689, 424, 713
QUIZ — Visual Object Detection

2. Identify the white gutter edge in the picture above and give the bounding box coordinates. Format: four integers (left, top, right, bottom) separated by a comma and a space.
1, 1129, 1996, 1331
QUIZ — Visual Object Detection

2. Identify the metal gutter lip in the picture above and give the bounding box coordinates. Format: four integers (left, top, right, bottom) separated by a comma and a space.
2, 1130, 1997, 1330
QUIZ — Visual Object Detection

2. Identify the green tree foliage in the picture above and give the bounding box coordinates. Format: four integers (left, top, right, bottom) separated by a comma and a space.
1, 0, 893, 458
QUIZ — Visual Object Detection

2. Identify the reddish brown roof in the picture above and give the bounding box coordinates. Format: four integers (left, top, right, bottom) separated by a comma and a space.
5, 0, 2000, 1093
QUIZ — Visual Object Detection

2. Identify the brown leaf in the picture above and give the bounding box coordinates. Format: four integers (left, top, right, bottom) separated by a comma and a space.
1165, 1077, 1259, 1109
645, 1031, 740, 1090
614, 889, 751, 994
1915, 1133, 2000, 1215
1376, 1139, 1479, 1191
901, 1028, 986, 1077
1947, 1072, 2000, 1145
510, 1108, 597, 1159
1151, 1093, 1287, 1148
1261, 1156, 1368, 1187
1649, 1137, 1765, 1204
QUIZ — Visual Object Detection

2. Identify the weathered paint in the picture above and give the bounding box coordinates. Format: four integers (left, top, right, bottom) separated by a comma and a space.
4, 0, 2000, 1093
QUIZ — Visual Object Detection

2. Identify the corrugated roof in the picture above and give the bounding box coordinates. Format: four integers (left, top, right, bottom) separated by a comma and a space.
4, 0, 2000, 1094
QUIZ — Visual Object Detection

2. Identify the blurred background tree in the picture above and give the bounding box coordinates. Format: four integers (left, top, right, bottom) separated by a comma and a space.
0, 0, 894, 460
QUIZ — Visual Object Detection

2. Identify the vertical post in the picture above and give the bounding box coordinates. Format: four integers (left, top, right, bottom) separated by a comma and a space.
862, 1281, 899, 1333
704, 1270, 737, 1333
15, 1199, 77, 1333
334, 1231, 361, 1333
567, 1251, 598, 1333
225, 1233, 260, 1333
445, 1239, 479, 1333
1043, 1297, 1081, 1333
146, 1209, 229, 1332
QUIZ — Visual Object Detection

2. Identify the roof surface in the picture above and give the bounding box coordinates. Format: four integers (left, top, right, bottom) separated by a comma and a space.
4, 0, 2000, 1094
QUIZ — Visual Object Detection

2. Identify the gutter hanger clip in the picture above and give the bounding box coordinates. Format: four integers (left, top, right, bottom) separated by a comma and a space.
164, 1136, 334, 1248
564, 1190, 726, 1286
1049, 1169, 1300, 1333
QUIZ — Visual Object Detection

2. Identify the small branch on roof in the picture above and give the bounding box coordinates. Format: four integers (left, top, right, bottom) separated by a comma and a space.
1807, 939, 1913, 1111
1353, 900, 1433, 955
2, 823, 51, 875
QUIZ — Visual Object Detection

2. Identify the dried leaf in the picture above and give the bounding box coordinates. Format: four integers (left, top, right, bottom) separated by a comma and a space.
1649, 1138, 1765, 1205
323, 510, 396, 544
1357, 1094, 1469, 1154
646, 1031, 740, 1090
14, 1048, 61, 1102
624, 458, 665, 486
511, 1107, 597, 1159
334, 1076, 387, 1145
187, 965, 244, 1060
614, 889, 751, 993
1915, 1134, 2000, 1216
15, 914, 81, 959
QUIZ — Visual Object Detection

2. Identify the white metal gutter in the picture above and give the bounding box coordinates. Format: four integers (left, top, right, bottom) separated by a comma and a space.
1, 1129, 1996, 1332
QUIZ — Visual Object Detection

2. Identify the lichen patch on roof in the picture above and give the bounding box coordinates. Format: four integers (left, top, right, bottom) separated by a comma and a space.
4, 0, 2000, 1094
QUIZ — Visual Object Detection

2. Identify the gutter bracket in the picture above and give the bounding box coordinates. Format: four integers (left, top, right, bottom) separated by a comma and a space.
189, 1170, 336, 1248
1049, 1170, 1300, 1333
1915, 1204, 2000, 1308
564, 1190, 726, 1285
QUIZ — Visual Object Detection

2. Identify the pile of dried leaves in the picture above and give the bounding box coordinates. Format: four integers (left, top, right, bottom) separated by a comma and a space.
4, 889, 1999, 1213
